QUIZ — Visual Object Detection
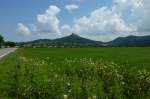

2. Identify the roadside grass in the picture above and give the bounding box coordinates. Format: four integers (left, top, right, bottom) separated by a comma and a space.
0, 47, 150, 98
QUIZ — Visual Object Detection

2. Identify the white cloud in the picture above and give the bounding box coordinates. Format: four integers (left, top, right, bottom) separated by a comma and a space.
16, 0, 150, 41
113, 0, 131, 10
17, 23, 30, 35
65, 4, 79, 12
17, 5, 62, 39
36, 5, 61, 35
131, 0, 150, 32
69, 0, 150, 41
72, 7, 136, 41
61, 25, 73, 35
113, 0, 150, 33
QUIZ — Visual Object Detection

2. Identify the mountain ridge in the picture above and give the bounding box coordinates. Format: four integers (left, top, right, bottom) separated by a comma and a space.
17, 33, 150, 47
109, 35, 150, 46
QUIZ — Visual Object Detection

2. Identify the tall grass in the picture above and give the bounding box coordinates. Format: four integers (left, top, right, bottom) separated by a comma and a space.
1, 56, 150, 99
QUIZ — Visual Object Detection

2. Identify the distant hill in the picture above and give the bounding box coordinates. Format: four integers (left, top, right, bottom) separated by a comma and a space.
17, 34, 150, 47
53, 33, 103, 45
17, 33, 104, 47
109, 35, 150, 46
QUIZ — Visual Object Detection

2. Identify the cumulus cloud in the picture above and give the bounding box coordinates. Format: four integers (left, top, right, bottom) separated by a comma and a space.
72, 7, 136, 41
69, 0, 150, 41
113, 0, 131, 12
61, 25, 73, 35
17, 23, 30, 35
36, 5, 61, 34
131, 0, 150, 32
17, 5, 62, 39
112, 0, 150, 34
65, 4, 79, 12
16, 0, 150, 41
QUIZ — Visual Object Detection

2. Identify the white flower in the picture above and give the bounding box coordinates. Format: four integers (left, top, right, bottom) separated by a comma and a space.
54, 74, 58, 78
121, 81, 125, 85
93, 95, 96, 99
63, 94, 68, 99
67, 82, 71, 86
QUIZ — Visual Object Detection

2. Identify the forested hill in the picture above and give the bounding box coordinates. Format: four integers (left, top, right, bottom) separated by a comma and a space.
17, 34, 150, 47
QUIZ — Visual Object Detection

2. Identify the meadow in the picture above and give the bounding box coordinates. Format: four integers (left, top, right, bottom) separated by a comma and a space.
0, 47, 150, 99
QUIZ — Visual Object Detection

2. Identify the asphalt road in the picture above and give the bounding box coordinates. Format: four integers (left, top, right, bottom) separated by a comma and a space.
0, 48, 17, 58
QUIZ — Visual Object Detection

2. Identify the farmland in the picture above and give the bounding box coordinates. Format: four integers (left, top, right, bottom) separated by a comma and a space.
0, 47, 150, 98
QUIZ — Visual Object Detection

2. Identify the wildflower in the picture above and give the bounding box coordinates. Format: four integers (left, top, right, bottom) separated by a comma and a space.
93, 95, 96, 99
68, 89, 71, 93
46, 57, 50, 60
121, 81, 125, 85
54, 74, 58, 78
41, 60, 45, 65
63, 94, 68, 99
20, 56, 28, 62
67, 82, 71, 86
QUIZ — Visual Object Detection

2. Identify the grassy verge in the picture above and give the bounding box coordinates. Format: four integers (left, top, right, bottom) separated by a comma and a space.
0, 48, 150, 98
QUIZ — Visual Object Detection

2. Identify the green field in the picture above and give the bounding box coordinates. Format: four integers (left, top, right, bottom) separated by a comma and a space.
0, 47, 150, 99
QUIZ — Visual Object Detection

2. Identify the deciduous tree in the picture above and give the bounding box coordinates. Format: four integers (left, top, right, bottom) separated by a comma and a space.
0, 34, 4, 47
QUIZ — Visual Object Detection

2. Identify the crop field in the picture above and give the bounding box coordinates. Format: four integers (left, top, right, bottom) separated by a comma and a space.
0, 47, 150, 99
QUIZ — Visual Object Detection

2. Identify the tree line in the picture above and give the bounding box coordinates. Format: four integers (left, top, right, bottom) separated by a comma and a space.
0, 34, 15, 48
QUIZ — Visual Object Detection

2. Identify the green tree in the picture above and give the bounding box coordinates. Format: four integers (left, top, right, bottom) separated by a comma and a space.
0, 34, 4, 47
5, 42, 15, 47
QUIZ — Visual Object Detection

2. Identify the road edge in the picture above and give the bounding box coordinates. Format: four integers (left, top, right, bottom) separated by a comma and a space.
0, 48, 18, 58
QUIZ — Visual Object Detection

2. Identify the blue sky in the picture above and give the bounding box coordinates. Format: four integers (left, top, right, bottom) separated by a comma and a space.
0, 0, 150, 42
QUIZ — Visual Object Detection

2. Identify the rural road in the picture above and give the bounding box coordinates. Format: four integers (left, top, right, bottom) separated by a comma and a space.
0, 48, 17, 58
